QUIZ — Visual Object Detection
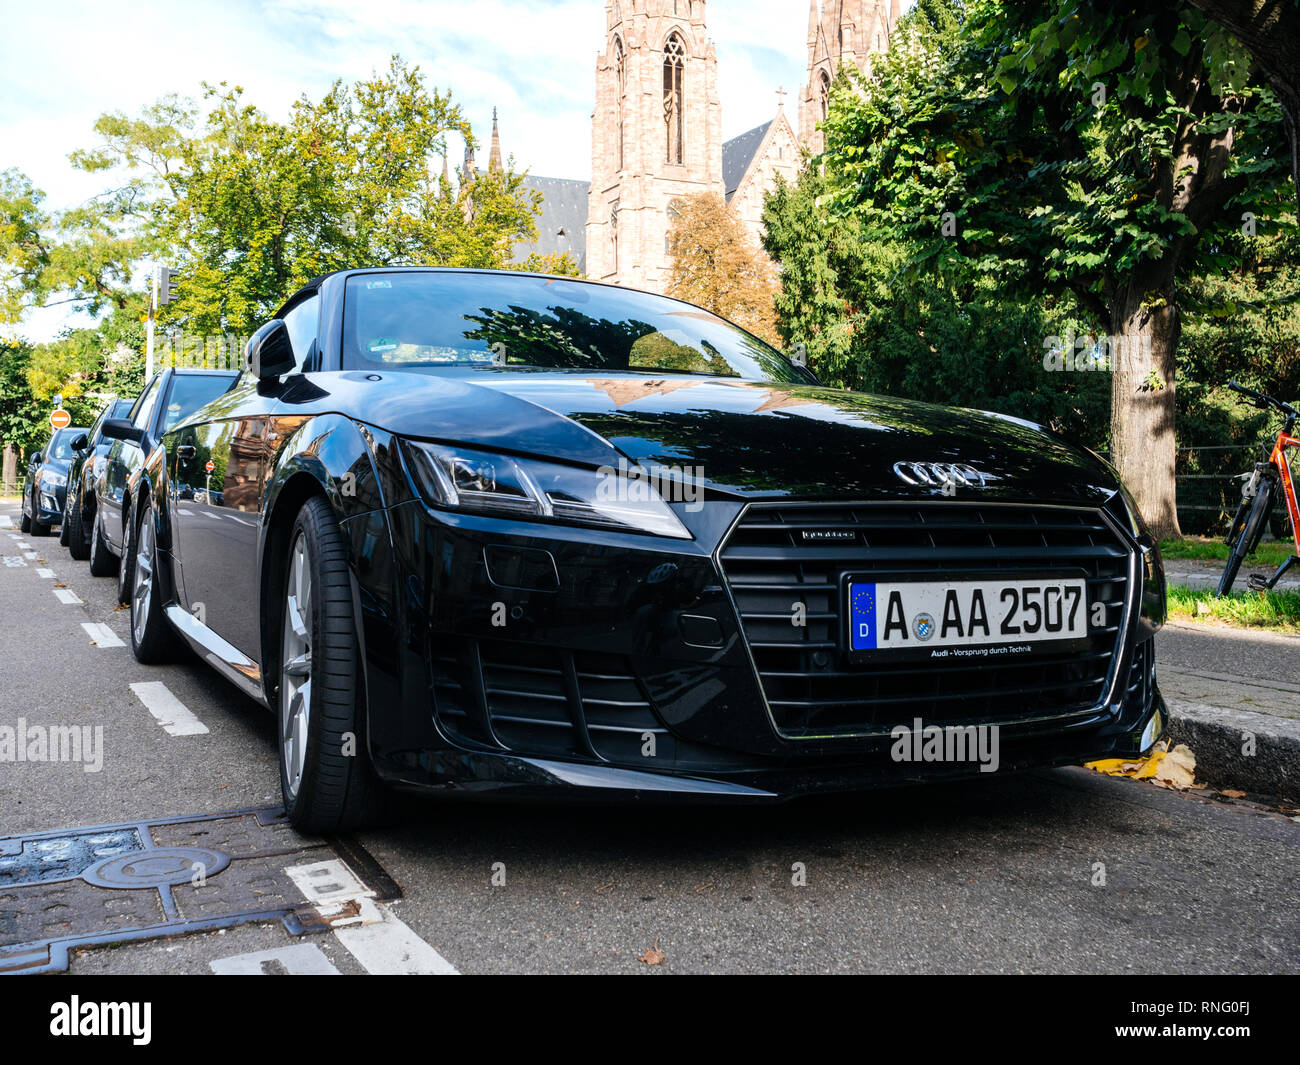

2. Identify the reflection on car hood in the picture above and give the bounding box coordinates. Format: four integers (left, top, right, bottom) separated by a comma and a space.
344, 369, 1117, 503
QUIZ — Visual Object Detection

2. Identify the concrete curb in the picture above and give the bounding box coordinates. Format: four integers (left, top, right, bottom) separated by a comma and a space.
1166, 699, 1300, 799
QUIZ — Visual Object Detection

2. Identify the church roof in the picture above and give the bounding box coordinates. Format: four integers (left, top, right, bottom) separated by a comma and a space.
513, 174, 590, 273
723, 121, 773, 201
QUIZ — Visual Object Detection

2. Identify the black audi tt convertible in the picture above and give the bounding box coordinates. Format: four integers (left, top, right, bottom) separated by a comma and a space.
102, 268, 1167, 830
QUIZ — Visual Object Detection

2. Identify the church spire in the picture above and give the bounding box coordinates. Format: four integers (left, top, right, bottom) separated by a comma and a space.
489, 107, 503, 171
807, 0, 819, 46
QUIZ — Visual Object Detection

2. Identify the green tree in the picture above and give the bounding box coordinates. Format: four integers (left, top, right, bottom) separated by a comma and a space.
763, 168, 1110, 445
815, 0, 1295, 536
78, 57, 552, 337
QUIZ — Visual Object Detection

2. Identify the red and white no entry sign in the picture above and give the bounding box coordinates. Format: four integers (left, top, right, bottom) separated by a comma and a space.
205, 460, 215, 473
50, 409, 72, 430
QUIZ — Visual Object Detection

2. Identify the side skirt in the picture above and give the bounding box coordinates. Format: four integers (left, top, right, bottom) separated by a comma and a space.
164, 604, 269, 708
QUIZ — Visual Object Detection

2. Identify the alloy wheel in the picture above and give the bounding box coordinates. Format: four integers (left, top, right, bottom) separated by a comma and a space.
280, 532, 313, 800
132, 515, 155, 645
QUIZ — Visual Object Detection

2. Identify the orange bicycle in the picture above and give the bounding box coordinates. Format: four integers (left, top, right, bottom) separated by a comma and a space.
1216, 380, 1299, 596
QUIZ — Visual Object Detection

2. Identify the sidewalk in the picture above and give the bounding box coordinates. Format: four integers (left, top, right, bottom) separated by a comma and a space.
1163, 556, 1300, 592
1156, 622, 1300, 798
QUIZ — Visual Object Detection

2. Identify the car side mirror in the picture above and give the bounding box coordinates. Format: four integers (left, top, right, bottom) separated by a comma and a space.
32, 452, 42, 464
246, 319, 296, 380
70, 433, 89, 452
101, 418, 144, 444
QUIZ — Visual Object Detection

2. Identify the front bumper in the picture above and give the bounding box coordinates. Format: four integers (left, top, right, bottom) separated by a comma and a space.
345, 496, 1166, 800
34, 484, 66, 523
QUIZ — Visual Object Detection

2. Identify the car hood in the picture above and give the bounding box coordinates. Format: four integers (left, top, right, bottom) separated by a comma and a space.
331, 369, 1118, 504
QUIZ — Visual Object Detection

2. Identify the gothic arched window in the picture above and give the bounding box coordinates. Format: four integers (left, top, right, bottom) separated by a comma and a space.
819, 70, 831, 123
664, 33, 685, 164
615, 36, 626, 171
610, 203, 620, 274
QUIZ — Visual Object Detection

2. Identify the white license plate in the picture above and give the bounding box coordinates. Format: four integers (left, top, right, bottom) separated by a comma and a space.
847, 577, 1088, 653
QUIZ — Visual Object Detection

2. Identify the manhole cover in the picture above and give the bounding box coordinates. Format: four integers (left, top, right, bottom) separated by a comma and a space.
0, 806, 399, 974
82, 846, 231, 889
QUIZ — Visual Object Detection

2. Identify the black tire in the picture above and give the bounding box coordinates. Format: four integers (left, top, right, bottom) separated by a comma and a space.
19, 504, 30, 533
277, 495, 385, 832
128, 499, 183, 664
59, 506, 70, 546
29, 489, 50, 537
1217, 480, 1274, 596
116, 511, 135, 606
88, 508, 119, 578
66, 490, 89, 561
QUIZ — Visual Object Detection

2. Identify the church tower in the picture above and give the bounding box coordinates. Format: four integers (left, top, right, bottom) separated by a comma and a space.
586, 0, 725, 292
799, 0, 899, 154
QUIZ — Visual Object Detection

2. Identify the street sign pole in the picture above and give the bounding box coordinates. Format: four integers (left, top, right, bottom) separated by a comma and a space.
145, 267, 159, 380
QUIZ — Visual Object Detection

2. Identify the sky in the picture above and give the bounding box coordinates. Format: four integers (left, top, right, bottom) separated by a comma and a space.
0, 0, 877, 341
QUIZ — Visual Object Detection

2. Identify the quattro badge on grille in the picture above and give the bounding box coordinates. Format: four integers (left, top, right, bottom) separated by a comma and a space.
800, 529, 857, 542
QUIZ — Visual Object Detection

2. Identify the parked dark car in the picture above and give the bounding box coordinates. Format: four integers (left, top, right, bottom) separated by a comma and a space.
88, 368, 238, 598
20, 426, 88, 536
61, 397, 136, 559
114, 268, 1167, 831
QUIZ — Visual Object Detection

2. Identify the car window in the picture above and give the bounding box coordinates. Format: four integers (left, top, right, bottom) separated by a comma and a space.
50, 430, 78, 461
340, 272, 809, 383
283, 295, 319, 372
131, 378, 162, 432
88, 404, 110, 442
161, 375, 236, 432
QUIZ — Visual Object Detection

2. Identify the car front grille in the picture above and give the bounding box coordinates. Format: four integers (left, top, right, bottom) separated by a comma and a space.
717, 502, 1134, 739
431, 638, 666, 761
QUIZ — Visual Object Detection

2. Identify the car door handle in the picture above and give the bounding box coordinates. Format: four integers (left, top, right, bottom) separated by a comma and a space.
176, 445, 196, 460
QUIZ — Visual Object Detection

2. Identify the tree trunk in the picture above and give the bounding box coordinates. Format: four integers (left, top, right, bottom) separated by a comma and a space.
2, 444, 18, 498
1109, 278, 1183, 540
1183, 0, 1300, 214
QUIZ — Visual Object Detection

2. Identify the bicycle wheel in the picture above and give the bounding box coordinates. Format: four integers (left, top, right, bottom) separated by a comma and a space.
1218, 478, 1274, 596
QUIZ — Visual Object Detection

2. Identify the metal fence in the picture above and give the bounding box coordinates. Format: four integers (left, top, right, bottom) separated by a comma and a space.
1175, 443, 1270, 536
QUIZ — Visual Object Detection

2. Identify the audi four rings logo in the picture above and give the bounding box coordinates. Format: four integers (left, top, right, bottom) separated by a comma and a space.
893, 461, 989, 488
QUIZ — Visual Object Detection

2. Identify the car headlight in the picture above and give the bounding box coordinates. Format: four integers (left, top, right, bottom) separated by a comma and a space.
41, 471, 66, 489
402, 441, 691, 540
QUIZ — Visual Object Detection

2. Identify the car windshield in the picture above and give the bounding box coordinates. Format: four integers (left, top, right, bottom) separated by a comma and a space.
341, 272, 808, 383
162, 375, 235, 432
49, 431, 78, 461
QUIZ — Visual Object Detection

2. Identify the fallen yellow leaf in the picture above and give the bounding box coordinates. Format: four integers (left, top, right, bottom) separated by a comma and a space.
1086, 741, 1196, 789
638, 940, 666, 966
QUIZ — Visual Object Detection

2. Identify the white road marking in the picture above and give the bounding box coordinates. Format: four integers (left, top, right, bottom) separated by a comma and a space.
333, 911, 458, 975
178, 508, 195, 516
0, 516, 12, 528
2, 557, 26, 568
53, 588, 82, 604
23, 551, 38, 560
36, 568, 54, 578
201, 511, 222, 520
16, 541, 31, 550
209, 944, 340, 975
129, 681, 209, 736
286, 859, 458, 975
81, 622, 124, 648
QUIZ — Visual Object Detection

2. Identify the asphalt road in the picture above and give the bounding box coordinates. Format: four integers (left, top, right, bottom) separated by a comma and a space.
1, 501, 1297, 975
